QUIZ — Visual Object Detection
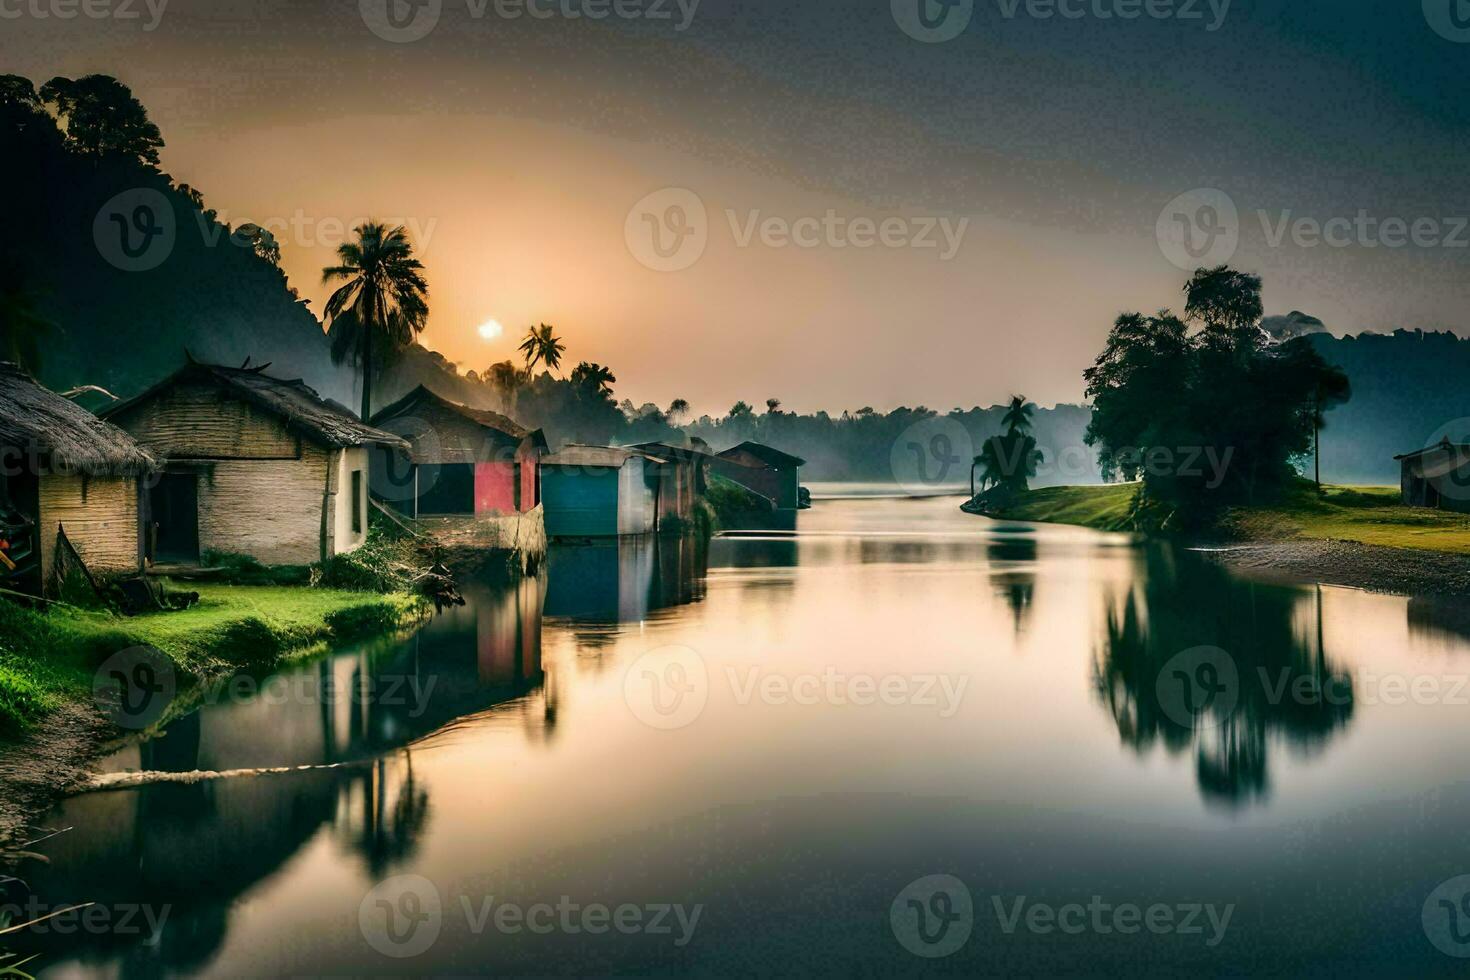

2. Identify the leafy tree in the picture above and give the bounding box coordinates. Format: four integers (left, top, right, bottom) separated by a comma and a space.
667, 398, 690, 424
39, 75, 164, 166
570, 361, 617, 401
518, 323, 565, 377
322, 222, 430, 420
1085, 268, 1349, 524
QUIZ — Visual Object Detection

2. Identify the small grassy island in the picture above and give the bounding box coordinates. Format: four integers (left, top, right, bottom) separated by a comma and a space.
979, 481, 1470, 555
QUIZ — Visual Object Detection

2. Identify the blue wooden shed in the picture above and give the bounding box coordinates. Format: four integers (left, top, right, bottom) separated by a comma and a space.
541, 445, 665, 539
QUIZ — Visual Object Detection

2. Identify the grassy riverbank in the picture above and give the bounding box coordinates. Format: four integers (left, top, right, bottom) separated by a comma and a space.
0, 583, 424, 739
977, 481, 1470, 554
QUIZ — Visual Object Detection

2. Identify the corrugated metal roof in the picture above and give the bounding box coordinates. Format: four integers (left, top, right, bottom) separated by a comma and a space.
544, 444, 666, 468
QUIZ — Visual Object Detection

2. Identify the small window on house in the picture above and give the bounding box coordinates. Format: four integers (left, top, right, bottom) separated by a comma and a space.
352, 470, 363, 533
513, 462, 522, 512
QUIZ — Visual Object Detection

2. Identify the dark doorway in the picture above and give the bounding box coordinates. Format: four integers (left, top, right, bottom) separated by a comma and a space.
150, 473, 200, 563
416, 463, 475, 516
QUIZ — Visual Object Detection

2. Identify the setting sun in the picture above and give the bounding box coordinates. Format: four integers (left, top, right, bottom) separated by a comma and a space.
477, 318, 504, 341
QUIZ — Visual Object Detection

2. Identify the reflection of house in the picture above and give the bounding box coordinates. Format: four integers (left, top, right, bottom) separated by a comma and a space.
542, 445, 666, 538
1397, 439, 1470, 513
106, 359, 409, 566
712, 441, 805, 511
0, 362, 157, 589
544, 534, 706, 622
369, 385, 547, 518
628, 441, 714, 526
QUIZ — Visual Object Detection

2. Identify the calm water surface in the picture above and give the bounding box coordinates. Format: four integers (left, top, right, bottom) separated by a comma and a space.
21, 494, 1470, 977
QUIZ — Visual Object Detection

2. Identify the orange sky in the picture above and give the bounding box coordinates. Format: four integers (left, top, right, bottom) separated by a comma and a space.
8, 0, 1468, 416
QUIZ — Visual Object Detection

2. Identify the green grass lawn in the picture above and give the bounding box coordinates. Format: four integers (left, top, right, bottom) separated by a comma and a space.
982, 481, 1470, 555
988, 483, 1141, 532
0, 583, 423, 739
1220, 483, 1470, 554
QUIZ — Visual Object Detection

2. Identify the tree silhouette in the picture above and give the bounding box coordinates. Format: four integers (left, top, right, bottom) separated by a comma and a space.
322, 222, 430, 420
518, 323, 565, 377
570, 361, 617, 401
39, 75, 163, 166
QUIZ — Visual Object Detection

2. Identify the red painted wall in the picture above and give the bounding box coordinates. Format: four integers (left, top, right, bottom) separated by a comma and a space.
475, 462, 517, 515
519, 447, 540, 510
475, 453, 541, 515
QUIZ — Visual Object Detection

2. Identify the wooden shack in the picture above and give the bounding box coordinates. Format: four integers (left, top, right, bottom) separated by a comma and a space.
1396, 439, 1470, 513
628, 441, 714, 527
106, 359, 409, 567
369, 385, 547, 518
541, 445, 665, 539
712, 441, 806, 511
0, 362, 157, 591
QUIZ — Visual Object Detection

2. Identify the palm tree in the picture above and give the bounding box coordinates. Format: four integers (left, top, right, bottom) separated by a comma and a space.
486, 360, 528, 408
518, 323, 566, 377
1001, 395, 1036, 436
668, 398, 691, 424
570, 361, 617, 402
322, 222, 429, 420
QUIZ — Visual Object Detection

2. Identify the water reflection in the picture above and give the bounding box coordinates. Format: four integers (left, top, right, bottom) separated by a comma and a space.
987, 529, 1038, 633
14, 497, 1470, 977
15, 574, 549, 974
545, 534, 708, 624
1093, 547, 1355, 807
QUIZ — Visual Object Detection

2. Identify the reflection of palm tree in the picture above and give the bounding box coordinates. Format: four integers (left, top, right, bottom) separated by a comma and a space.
988, 535, 1037, 633
1092, 547, 1354, 807
321, 222, 430, 420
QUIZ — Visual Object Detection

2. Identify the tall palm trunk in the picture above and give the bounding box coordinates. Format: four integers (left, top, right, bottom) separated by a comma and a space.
361, 326, 373, 421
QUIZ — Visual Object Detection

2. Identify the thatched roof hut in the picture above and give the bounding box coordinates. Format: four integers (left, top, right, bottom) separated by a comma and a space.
0, 362, 157, 476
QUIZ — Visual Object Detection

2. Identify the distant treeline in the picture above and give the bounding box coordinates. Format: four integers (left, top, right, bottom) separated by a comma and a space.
1306, 330, 1470, 484
3, 75, 1464, 487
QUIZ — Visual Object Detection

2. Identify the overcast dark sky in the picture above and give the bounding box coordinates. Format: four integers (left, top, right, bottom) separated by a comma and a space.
5, 0, 1467, 412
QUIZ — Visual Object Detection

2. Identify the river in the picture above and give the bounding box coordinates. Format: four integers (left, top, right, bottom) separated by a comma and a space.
17, 493, 1470, 977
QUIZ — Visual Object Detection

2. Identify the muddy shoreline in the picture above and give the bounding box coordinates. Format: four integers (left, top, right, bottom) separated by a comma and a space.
1197, 537, 1470, 599
0, 702, 115, 851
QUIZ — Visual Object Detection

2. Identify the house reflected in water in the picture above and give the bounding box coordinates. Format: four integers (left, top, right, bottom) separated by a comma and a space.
14, 573, 552, 974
